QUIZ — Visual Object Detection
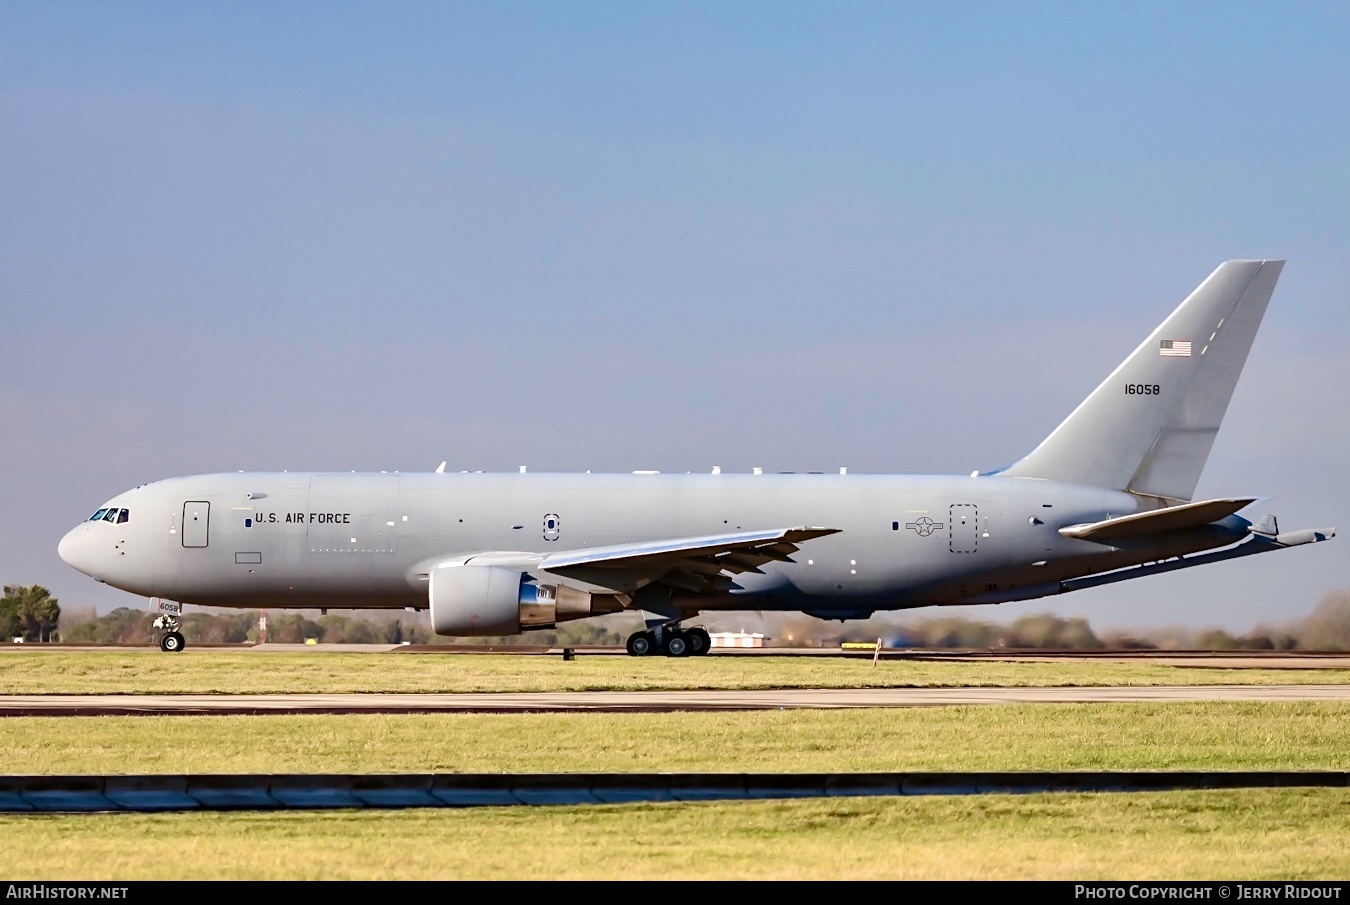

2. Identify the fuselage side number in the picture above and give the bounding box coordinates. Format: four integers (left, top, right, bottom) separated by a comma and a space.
1124, 384, 1161, 395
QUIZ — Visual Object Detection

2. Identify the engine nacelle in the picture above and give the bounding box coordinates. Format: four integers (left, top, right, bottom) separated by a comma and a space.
428, 564, 625, 636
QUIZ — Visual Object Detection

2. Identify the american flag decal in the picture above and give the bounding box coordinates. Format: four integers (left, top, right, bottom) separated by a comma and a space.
1160, 340, 1192, 357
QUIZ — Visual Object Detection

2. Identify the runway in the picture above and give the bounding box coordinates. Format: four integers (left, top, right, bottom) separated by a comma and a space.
7, 644, 1350, 670
3, 770, 1347, 813
4, 684, 1350, 715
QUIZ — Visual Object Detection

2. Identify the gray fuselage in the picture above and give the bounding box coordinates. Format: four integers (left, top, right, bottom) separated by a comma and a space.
58, 471, 1248, 619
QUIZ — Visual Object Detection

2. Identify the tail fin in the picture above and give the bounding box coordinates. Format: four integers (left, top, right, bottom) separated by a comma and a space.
1002, 260, 1284, 501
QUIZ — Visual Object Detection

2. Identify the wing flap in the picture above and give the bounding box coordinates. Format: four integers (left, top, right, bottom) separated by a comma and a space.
538, 526, 840, 594
1059, 497, 1258, 541
539, 527, 838, 571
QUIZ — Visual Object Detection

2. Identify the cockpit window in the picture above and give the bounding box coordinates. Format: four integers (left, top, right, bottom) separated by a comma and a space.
116, 509, 129, 524
102, 509, 119, 522
89, 508, 109, 521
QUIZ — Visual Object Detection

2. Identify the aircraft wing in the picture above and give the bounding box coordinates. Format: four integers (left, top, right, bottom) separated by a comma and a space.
533, 526, 841, 594
1059, 497, 1258, 541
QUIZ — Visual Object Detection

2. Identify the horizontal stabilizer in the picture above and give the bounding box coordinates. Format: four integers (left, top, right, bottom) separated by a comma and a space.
1059, 497, 1258, 541
964, 522, 1334, 604
1059, 525, 1336, 593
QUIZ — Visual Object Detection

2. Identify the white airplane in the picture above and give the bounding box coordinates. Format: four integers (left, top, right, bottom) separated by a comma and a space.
59, 260, 1334, 654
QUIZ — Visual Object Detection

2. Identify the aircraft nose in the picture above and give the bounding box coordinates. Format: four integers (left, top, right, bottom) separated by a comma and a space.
57, 525, 97, 576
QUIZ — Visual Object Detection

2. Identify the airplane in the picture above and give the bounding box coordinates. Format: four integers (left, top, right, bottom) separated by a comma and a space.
58, 259, 1335, 655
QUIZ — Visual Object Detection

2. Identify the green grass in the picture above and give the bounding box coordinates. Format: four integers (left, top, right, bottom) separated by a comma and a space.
3, 790, 1348, 879
3, 697, 1346, 879
0, 652, 1346, 693
3, 703, 1347, 773
4, 655, 1345, 880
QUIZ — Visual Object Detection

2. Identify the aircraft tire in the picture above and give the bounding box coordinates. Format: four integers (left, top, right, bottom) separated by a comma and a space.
626, 631, 655, 657
687, 627, 711, 656
159, 632, 186, 653
663, 632, 690, 658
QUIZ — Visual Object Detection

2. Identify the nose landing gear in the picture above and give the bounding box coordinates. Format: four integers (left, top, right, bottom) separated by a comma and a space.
153, 615, 186, 653
625, 624, 712, 658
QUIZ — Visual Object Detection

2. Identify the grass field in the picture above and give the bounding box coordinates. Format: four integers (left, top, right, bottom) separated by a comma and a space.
0, 652, 1346, 694
3, 702, 1347, 773
4, 656, 1346, 880
4, 789, 1348, 879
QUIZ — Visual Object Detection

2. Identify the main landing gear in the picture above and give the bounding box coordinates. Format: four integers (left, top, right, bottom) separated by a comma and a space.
626, 625, 711, 658
153, 615, 186, 653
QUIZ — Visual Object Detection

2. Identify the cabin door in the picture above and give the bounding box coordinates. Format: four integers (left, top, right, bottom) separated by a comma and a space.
949, 504, 979, 553
182, 502, 210, 548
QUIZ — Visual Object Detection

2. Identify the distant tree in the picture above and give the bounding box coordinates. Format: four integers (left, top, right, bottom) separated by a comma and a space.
1003, 614, 1103, 650
1010, 614, 1056, 648
181, 610, 256, 644
57, 605, 98, 635
915, 617, 998, 648
1, 585, 61, 642
1056, 617, 1105, 650
556, 619, 626, 646
1099, 633, 1158, 650
56, 605, 437, 646
316, 615, 350, 643
0, 594, 18, 641
63, 607, 154, 643
1298, 591, 1350, 651
1236, 634, 1276, 650
1195, 629, 1242, 650
316, 614, 380, 644
264, 613, 318, 644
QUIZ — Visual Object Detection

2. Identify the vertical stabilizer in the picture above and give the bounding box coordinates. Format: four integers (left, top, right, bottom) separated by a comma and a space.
1002, 260, 1283, 500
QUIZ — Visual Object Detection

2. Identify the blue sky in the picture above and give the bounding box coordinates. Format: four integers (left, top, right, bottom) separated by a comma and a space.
3, 2, 1347, 630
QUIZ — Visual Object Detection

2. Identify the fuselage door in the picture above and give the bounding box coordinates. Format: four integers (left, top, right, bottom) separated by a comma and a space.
183, 502, 210, 548
949, 504, 979, 554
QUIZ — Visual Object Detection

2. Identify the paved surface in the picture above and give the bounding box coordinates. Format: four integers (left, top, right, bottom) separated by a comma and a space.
3, 684, 1350, 715
916, 654, 1350, 669
7, 645, 1350, 668
3, 770, 1345, 812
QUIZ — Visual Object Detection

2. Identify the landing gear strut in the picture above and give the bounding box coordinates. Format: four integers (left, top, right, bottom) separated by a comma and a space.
153, 615, 186, 653
625, 625, 712, 658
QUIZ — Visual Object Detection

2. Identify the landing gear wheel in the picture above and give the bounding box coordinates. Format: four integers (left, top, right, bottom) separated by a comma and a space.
663, 632, 690, 658
153, 614, 185, 653
687, 627, 711, 656
626, 631, 655, 657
